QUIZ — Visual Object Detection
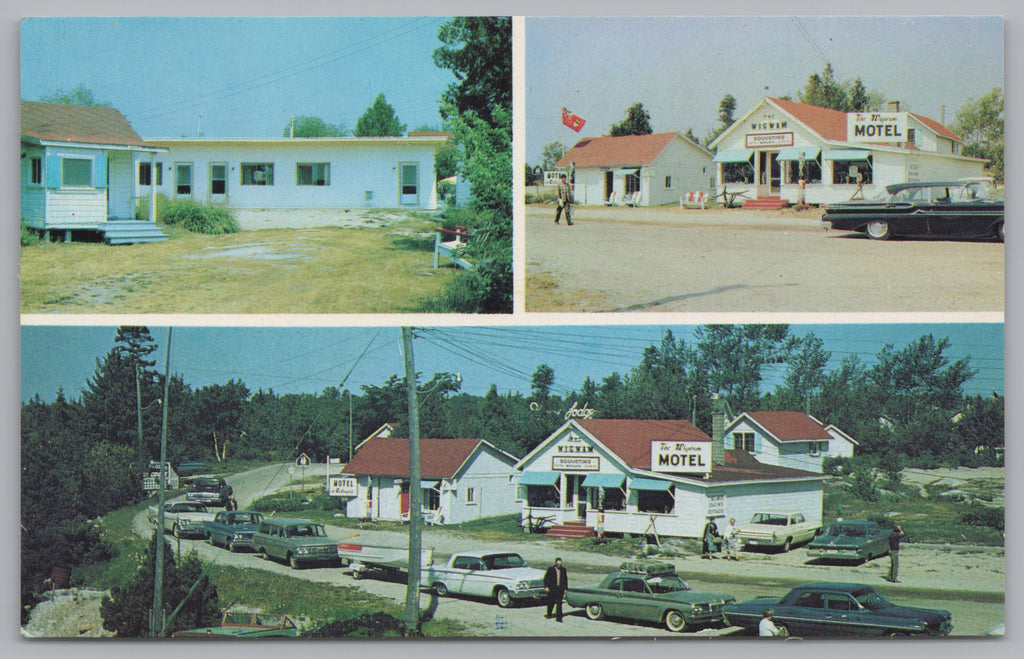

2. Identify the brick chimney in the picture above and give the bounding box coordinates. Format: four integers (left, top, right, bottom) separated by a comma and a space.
886, 100, 901, 112
711, 394, 726, 466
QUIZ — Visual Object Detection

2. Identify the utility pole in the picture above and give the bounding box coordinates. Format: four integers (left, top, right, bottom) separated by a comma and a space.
401, 327, 422, 636
136, 366, 144, 475
151, 328, 172, 637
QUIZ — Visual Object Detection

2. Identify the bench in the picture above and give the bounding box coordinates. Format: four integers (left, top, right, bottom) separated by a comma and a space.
680, 191, 708, 209
433, 226, 474, 270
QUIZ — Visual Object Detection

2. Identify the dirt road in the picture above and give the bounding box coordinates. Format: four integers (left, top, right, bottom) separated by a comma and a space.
524, 205, 1004, 313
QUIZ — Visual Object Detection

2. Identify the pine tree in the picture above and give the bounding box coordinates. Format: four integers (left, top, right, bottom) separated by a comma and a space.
353, 94, 406, 137
610, 103, 653, 136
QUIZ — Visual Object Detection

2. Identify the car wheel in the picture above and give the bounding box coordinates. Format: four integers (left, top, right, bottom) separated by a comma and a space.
585, 603, 604, 621
495, 587, 513, 608
433, 582, 449, 597
172, 524, 182, 539
783, 538, 793, 552
664, 610, 688, 633
997, 222, 1004, 242
865, 220, 891, 240
289, 554, 301, 569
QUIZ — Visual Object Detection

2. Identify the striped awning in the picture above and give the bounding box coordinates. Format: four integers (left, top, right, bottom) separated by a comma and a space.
582, 473, 626, 488
629, 477, 673, 492
518, 471, 560, 486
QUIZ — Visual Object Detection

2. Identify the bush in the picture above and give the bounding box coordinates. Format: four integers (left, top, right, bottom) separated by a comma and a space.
134, 193, 170, 221
20, 224, 41, 246
959, 505, 1004, 531
249, 491, 343, 513
850, 469, 879, 501
159, 198, 240, 234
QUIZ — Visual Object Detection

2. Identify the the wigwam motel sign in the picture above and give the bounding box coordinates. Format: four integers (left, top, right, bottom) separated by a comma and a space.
847, 112, 908, 143
650, 441, 711, 475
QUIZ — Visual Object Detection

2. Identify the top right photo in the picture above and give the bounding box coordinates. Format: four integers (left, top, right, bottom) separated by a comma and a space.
524, 16, 1004, 313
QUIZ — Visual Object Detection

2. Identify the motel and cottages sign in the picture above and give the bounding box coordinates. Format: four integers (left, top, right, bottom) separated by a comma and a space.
651, 441, 711, 475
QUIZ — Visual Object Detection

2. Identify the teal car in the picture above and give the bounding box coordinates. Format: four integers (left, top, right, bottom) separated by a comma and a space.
806, 520, 891, 563
565, 561, 735, 632
173, 611, 300, 638
252, 518, 338, 569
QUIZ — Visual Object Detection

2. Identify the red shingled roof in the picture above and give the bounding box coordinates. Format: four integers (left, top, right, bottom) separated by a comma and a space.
767, 97, 848, 141
703, 449, 822, 483
342, 437, 484, 479
576, 419, 710, 470
908, 112, 962, 142
21, 100, 150, 147
556, 132, 680, 168
744, 411, 832, 442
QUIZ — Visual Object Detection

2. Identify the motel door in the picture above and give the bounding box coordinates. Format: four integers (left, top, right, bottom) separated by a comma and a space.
399, 162, 419, 205
399, 482, 411, 516
209, 162, 228, 204
565, 474, 586, 520
756, 151, 781, 197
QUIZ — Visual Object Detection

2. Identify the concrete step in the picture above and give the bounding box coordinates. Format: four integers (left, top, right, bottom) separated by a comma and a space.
101, 221, 169, 245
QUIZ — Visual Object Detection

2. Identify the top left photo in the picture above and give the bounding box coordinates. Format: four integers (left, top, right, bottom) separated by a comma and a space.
19, 16, 512, 315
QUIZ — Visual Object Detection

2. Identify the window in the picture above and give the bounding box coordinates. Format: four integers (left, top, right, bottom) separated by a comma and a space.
139, 162, 162, 186
664, 175, 672, 188
600, 486, 625, 511
722, 161, 754, 184
833, 161, 872, 185
625, 173, 640, 195
29, 157, 42, 185
810, 441, 826, 456
526, 485, 559, 508
241, 163, 274, 186
906, 128, 916, 146
210, 163, 227, 194
733, 432, 755, 452
637, 487, 674, 514
297, 163, 330, 186
465, 487, 476, 503
62, 158, 92, 186
399, 162, 418, 203
175, 163, 192, 195
787, 158, 821, 184
423, 487, 440, 511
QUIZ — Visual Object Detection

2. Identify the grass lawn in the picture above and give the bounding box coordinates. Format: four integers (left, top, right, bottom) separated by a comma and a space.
20, 221, 458, 314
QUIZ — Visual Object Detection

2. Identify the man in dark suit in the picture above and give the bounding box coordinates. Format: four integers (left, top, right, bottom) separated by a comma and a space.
544, 557, 568, 621
886, 524, 906, 583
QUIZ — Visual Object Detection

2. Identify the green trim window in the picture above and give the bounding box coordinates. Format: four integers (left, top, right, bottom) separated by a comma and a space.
210, 163, 227, 194
733, 432, 755, 452
30, 157, 42, 185
175, 163, 193, 196
62, 158, 92, 187
423, 487, 440, 511
525, 485, 559, 508
297, 162, 330, 186
664, 175, 672, 188
241, 163, 274, 186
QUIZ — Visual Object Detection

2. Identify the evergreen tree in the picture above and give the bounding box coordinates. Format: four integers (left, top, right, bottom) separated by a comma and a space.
354, 94, 406, 137
434, 17, 512, 125
954, 87, 1004, 181
798, 63, 850, 111
848, 78, 870, 112
541, 142, 567, 171
610, 102, 653, 136
283, 115, 348, 137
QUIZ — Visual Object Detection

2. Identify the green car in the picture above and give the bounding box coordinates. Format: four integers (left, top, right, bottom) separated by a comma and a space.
173, 611, 300, 638
251, 518, 338, 569
564, 560, 735, 633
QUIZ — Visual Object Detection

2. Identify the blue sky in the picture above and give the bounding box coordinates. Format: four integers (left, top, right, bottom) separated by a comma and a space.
20, 16, 457, 138
21, 324, 1004, 404
526, 16, 1004, 163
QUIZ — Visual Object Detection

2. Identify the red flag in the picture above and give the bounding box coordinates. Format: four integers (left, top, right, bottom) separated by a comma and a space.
562, 107, 586, 132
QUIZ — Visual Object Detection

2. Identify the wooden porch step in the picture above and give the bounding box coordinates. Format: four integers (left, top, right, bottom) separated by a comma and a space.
545, 522, 596, 539
741, 196, 790, 211
100, 220, 169, 245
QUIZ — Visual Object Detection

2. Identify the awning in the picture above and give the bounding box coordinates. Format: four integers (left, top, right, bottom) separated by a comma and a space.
776, 146, 821, 161
629, 477, 674, 492
824, 149, 872, 161
712, 149, 754, 163
612, 168, 640, 176
582, 473, 626, 488
518, 471, 560, 486
420, 480, 440, 489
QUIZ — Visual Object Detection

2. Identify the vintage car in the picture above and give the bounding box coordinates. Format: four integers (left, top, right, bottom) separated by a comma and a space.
821, 180, 1004, 241
723, 582, 953, 637
565, 560, 735, 632
204, 510, 265, 552
806, 520, 891, 563
737, 511, 821, 552
172, 611, 300, 638
251, 518, 338, 569
185, 476, 233, 507
147, 500, 216, 539
421, 550, 547, 608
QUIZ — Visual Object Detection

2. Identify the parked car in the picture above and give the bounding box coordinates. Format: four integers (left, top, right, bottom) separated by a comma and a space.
185, 476, 233, 507
565, 560, 735, 632
806, 520, 891, 562
421, 550, 547, 608
822, 180, 1004, 241
737, 511, 821, 552
172, 611, 300, 638
252, 518, 338, 569
147, 500, 216, 539
723, 582, 953, 637
204, 510, 264, 552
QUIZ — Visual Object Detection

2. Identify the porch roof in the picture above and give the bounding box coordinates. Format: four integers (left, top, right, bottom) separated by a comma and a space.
21, 100, 160, 150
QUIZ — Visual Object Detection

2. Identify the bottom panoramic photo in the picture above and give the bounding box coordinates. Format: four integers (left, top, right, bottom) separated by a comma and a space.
20, 323, 1004, 639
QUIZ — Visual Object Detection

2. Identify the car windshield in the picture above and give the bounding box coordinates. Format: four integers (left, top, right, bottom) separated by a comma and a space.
483, 553, 526, 569
173, 503, 206, 513
289, 525, 325, 537
194, 478, 222, 488
826, 523, 866, 537
853, 588, 890, 610
646, 574, 690, 594
233, 513, 259, 523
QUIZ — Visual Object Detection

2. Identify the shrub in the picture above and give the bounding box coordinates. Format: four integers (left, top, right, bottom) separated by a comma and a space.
249, 491, 343, 513
20, 224, 41, 246
134, 193, 170, 221
159, 198, 240, 234
850, 469, 879, 501
959, 505, 1004, 531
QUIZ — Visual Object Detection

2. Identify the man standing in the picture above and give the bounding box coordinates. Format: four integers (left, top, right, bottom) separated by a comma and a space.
555, 174, 574, 225
544, 557, 568, 622
887, 523, 906, 583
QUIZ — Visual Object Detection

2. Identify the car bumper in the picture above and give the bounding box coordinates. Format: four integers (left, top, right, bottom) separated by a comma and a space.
511, 587, 548, 600
293, 553, 339, 565
807, 548, 865, 560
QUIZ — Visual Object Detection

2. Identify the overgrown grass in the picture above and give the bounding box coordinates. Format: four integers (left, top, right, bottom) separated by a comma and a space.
159, 198, 240, 234
20, 222, 41, 246
73, 499, 153, 589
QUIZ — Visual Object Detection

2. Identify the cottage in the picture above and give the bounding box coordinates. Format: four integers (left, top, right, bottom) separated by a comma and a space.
555, 132, 714, 206
338, 437, 520, 525
20, 100, 168, 244
514, 401, 827, 540
710, 97, 988, 207
146, 135, 448, 211
724, 411, 855, 474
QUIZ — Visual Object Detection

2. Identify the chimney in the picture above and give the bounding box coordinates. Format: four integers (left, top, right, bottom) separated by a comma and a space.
711, 394, 725, 466
886, 100, 901, 113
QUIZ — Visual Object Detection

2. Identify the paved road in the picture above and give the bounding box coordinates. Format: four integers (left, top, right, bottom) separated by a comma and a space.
140, 465, 1004, 637
524, 205, 1004, 313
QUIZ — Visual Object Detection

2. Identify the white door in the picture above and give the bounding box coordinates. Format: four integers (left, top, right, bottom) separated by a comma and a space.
175, 163, 193, 199
399, 162, 419, 205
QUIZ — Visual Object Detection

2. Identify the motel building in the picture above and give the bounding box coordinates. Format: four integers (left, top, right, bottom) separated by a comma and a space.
709, 97, 988, 207
334, 436, 521, 525
514, 401, 828, 540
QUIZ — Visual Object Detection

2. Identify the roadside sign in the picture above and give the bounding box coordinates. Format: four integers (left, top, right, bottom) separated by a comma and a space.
296, 453, 311, 466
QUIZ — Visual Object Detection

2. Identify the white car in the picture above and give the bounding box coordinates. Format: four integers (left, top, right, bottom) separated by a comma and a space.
147, 500, 216, 539
737, 512, 821, 552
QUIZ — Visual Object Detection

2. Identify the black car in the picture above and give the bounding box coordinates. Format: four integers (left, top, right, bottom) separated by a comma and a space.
723, 582, 953, 637
185, 476, 233, 507
822, 180, 1003, 241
